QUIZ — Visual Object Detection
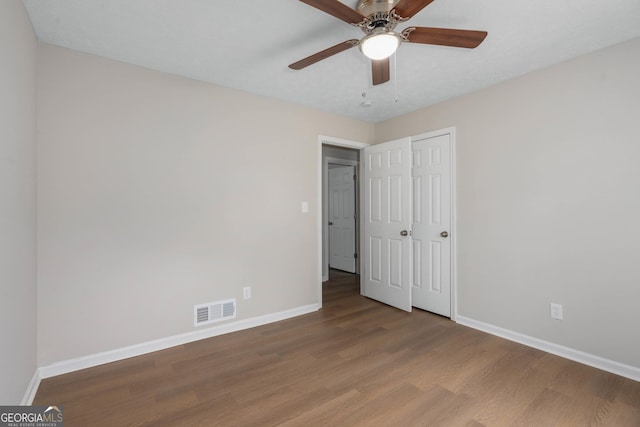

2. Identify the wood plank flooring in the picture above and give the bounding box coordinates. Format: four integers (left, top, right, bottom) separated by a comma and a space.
34, 270, 640, 426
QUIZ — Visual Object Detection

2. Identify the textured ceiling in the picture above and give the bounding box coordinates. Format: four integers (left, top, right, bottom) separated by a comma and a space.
22, 0, 640, 123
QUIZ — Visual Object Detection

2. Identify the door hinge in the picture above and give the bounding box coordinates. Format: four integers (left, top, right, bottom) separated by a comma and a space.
353, 174, 357, 181
354, 253, 358, 259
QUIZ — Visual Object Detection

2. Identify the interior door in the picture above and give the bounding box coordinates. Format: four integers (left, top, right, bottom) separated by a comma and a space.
361, 137, 412, 312
328, 165, 356, 273
411, 133, 452, 316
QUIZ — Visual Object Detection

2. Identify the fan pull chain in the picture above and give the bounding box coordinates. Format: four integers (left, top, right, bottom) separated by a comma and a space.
361, 59, 373, 108
363, 56, 369, 98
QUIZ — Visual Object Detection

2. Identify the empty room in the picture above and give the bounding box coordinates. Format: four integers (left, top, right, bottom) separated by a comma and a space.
1, 0, 639, 425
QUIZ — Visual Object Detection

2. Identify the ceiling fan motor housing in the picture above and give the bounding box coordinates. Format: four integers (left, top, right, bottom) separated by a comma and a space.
356, 0, 400, 17
355, 0, 406, 34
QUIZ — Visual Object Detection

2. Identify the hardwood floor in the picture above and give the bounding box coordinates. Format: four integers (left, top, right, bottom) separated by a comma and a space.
34, 270, 640, 426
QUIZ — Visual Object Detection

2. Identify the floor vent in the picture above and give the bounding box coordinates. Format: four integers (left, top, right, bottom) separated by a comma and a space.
194, 299, 236, 327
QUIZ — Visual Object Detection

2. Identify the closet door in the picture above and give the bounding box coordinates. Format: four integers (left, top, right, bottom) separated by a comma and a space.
361, 137, 412, 312
411, 133, 452, 317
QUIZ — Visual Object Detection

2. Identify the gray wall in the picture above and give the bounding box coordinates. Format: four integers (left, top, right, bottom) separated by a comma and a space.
323, 146, 359, 162
37, 44, 374, 366
0, 1, 38, 404
376, 37, 640, 368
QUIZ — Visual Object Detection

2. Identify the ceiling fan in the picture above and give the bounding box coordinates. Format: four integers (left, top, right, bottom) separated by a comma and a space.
289, 0, 488, 85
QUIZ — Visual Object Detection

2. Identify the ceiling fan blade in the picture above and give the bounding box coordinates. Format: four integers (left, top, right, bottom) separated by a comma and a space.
404, 27, 488, 49
393, 0, 436, 19
289, 40, 359, 70
298, 0, 365, 24
372, 58, 390, 86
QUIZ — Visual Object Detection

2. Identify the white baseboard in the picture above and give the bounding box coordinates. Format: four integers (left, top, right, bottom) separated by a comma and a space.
39, 303, 321, 380
21, 369, 41, 405
456, 315, 640, 382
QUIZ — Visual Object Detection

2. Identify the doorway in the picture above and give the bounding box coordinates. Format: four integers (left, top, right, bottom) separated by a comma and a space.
317, 136, 369, 307
322, 145, 360, 279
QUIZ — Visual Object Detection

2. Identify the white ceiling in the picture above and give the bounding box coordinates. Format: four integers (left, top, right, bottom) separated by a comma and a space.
22, 0, 640, 123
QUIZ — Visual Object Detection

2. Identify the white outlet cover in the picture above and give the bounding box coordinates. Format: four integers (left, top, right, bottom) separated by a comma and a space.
301, 201, 309, 213
550, 303, 563, 320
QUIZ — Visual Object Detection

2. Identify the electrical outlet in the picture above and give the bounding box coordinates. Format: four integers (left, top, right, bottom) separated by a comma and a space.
243, 286, 251, 300
550, 303, 563, 320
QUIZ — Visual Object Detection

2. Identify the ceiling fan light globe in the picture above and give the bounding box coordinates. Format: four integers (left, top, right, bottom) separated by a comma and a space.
360, 32, 400, 60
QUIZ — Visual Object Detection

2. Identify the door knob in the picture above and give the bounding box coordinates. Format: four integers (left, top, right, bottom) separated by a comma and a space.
440, 231, 449, 238
328, 222, 333, 226
400, 230, 408, 236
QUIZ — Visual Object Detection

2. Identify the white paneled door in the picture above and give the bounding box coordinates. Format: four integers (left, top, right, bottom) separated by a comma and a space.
328, 165, 357, 273
411, 133, 452, 316
361, 138, 413, 312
